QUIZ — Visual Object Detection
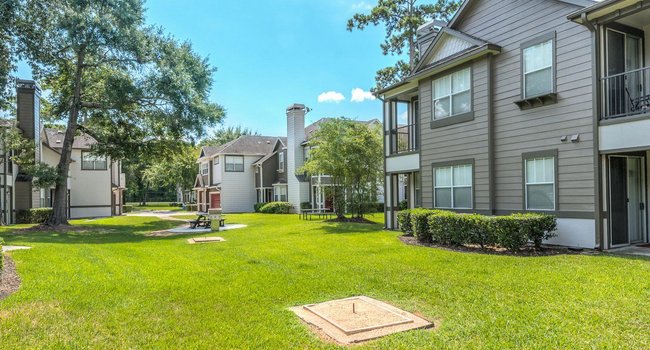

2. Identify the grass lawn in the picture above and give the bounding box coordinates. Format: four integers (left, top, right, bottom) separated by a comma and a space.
0, 214, 649, 349
127, 202, 184, 212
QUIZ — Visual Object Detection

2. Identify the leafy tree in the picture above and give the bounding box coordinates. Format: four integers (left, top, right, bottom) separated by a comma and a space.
142, 142, 198, 200
0, 0, 19, 109
200, 125, 259, 146
300, 119, 383, 219
347, 0, 460, 91
16, 0, 224, 226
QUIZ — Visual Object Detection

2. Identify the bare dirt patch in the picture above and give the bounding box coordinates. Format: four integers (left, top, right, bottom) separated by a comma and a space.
290, 296, 433, 345
0, 255, 21, 301
399, 235, 590, 256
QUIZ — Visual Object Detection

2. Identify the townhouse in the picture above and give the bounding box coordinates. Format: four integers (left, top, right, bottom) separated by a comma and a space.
0, 79, 125, 223
382, 0, 650, 249
195, 104, 381, 213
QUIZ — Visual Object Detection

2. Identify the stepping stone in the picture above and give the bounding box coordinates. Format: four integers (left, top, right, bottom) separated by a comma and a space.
290, 296, 433, 344
187, 237, 226, 244
2, 246, 31, 252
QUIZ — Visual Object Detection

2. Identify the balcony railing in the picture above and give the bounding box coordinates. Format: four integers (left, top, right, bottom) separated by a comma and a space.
602, 66, 650, 119
391, 124, 418, 154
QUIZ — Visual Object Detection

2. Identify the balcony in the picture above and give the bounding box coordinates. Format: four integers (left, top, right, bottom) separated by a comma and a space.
391, 123, 418, 154
602, 66, 650, 120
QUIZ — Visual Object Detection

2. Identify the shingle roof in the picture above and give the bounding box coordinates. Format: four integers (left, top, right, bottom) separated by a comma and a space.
203, 135, 286, 157
43, 128, 98, 150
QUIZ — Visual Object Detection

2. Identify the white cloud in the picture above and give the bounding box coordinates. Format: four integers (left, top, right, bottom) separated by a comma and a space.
350, 88, 376, 102
317, 91, 345, 103
351, 1, 373, 11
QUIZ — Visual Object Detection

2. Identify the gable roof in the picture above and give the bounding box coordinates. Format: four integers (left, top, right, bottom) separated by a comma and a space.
201, 135, 286, 158
43, 128, 98, 150
413, 27, 494, 73
448, 0, 596, 29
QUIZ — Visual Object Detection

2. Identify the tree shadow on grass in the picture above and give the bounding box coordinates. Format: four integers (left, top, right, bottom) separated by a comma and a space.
318, 221, 385, 235
0, 218, 211, 245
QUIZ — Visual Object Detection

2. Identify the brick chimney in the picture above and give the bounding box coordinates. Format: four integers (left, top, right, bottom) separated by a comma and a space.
286, 103, 310, 212
16, 79, 42, 163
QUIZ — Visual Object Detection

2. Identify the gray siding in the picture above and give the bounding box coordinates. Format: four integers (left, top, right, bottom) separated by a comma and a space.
420, 59, 490, 210
454, 0, 595, 213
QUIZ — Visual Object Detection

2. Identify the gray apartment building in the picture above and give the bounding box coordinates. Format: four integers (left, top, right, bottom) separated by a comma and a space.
381, 0, 650, 249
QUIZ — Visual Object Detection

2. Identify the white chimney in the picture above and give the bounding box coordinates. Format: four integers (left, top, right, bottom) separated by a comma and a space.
286, 103, 310, 212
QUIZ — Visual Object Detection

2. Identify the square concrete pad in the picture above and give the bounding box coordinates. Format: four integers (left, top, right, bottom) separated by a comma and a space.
187, 237, 225, 244
290, 296, 432, 344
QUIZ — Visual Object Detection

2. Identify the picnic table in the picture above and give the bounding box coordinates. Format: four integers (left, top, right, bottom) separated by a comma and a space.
299, 208, 335, 220
188, 213, 226, 229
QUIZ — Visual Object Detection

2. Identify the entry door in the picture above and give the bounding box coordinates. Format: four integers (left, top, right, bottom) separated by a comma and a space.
605, 29, 642, 116
210, 193, 221, 209
609, 156, 646, 246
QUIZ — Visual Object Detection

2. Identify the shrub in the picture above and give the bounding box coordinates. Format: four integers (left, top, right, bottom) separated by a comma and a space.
168, 202, 183, 207
410, 208, 447, 242
16, 208, 53, 224
511, 213, 558, 248
259, 202, 292, 214
491, 216, 528, 251
398, 200, 408, 211
123, 205, 133, 213
0, 237, 3, 271
254, 203, 266, 213
185, 204, 198, 212
396, 210, 413, 234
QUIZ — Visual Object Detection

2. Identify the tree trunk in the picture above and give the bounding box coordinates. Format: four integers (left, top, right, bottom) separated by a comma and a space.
46, 50, 85, 226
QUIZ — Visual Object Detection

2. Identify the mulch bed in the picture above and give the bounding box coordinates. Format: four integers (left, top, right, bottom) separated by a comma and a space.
325, 217, 377, 225
399, 235, 591, 257
0, 255, 21, 301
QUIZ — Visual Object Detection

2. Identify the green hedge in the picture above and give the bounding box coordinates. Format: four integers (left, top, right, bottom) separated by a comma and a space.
185, 204, 198, 212
258, 202, 292, 214
123, 205, 133, 213
254, 203, 265, 213
16, 208, 53, 224
398, 209, 557, 251
0, 237, 3, 271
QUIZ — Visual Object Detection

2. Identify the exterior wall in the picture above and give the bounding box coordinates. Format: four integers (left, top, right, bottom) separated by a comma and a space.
213, 155, 222, 185
599, 117, 650, 151
419, 59, 490, 211
286, 106, 309, 212
220, 154, 257, 213
455, 0, 595, 216
66, 149, 113, 218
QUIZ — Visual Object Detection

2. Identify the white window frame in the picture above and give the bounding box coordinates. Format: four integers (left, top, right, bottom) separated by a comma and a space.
522, 36, 554, 99
432, 67, 472, 120
433, 163, 473, 209
274, 186, 287, 202
225, 155, 244, 172
200, 162, 209, 175
524, 156, 556, 211
81, 151, 108, 170
278, 152, 285, 172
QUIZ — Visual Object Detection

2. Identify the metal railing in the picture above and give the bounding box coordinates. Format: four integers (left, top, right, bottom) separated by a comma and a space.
602, 66, 650, 119
391, 123, 418, 154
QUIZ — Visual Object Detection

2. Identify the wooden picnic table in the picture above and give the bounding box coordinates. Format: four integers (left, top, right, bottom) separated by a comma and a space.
299, 208, 335, 220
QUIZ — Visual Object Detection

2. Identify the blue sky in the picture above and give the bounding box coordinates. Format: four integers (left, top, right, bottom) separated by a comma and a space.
19, 0, 396, 137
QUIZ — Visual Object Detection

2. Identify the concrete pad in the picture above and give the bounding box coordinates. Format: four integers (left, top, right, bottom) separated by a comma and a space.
290, 296, 432, 344
220, 224, 247, 231
2, 246, 31, 252
609, 245, 650, 257
187, 237, 226, 244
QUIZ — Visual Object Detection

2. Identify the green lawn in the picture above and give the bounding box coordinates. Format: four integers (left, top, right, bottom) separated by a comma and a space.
0, 214, 649, 349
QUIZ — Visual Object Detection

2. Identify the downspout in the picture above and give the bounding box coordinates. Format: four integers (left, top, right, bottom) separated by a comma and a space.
582, 13, 603, 249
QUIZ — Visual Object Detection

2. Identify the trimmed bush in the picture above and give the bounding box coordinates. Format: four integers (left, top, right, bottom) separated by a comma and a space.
254, 203, 266, 213
258, 202, 292, 214
396, 210, 413, 234
410, 208, 447, 242
398, 200, 408, 211
185, 204, 198, 212
16, 208, 53, 224
123, 205, 133, 213
491, 216, 528, 251
511, 213, 558, 248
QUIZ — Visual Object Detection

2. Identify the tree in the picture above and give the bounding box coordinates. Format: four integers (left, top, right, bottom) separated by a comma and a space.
16, 0, 224, 226
0, 0, 19, 109
200, 125, 259, 146
300, 119, 383, 219
347, 0, 460, 91
142, 142, 198, 201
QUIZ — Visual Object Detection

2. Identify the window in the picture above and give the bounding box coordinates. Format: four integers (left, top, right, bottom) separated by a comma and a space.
525, 156, 555, 210
303, 147, 309, 162
433, 67, 471, 120
81, 151, 107, 170
200, 162, 209, 175
225, 156, 244, 172
274, 186, 287, 202
414, 172, 422, 207
433, 163, 472, 209
523, 38, 553, 98
278, 152, 285, 172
